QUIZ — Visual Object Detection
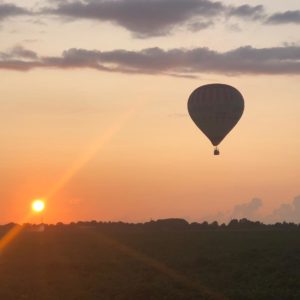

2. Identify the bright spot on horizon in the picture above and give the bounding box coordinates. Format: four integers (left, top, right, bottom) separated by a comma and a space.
32, 199, 45, 213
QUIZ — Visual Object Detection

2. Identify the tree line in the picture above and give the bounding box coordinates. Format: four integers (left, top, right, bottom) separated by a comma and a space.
1, 218, 300, 232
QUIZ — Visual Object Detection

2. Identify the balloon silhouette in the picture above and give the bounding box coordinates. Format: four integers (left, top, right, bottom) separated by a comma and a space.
188, 84, 244, 155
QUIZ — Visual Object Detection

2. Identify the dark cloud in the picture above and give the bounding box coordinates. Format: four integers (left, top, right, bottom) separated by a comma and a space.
232, 198, 262, 220
228, 4, 265, 20
1, 1, 299, 37
43, 1, 300, 37
267, 10, 300, 25
1, 45, 300, 75
10, 46, 38, 59
0, 46, 38, 61
0, 3, 29, 20
187, 20, 214, 32
42, 0, 224, 37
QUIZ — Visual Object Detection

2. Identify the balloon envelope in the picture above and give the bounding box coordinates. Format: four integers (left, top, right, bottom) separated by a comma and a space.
188, 84, 244, 146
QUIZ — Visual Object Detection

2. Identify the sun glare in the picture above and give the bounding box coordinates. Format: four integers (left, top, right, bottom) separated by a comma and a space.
32, 199, 45, 213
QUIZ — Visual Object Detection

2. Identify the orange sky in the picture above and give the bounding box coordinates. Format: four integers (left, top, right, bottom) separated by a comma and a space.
0, 0, 300, 223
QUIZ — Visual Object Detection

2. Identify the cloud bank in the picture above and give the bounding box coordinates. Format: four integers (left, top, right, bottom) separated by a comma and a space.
232, 198, 262, 220
41, 0, 298, 37
268, 196, 300, 223
0, 1, 299, 37
206, 195, 300, 224
43, 0, 224, 37
1, 45, 300, 76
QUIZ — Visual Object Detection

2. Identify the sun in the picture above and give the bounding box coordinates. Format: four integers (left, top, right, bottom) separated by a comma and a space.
32, 199, 45, 213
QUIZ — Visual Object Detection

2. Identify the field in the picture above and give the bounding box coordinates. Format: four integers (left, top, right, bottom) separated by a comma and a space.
0, 225, 299, 300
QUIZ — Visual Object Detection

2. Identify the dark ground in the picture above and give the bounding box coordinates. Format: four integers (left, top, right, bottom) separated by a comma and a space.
0, 225, 299, 300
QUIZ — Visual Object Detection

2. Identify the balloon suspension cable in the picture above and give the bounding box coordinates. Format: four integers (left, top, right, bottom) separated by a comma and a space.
214, 147, 220, 156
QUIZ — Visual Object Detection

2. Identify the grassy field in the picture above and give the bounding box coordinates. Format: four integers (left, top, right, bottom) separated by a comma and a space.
0, 226, 299, 300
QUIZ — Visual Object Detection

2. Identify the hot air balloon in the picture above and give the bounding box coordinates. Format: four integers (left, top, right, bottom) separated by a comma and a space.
188, 84, 244, 155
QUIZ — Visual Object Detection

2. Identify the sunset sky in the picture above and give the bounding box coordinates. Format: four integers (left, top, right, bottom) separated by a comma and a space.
1, 0, 300, 224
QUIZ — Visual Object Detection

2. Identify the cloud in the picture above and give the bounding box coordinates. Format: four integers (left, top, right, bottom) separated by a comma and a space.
0, 3, 29, 21
1, 1, 299, 37
231, 198, 262, 220
43, 1, 300, 37
267, 10, 300, 25
42, 0, 225, 37
44, 1, 289, 37
268, 196, 300, 223
10, 46, 38, 59
0, 46, 38, 60
0, 45, 300, 76
0, 0, 296, 38
228, 4, 265, 20
204, 195, 300, 224
187, 20, 214, 32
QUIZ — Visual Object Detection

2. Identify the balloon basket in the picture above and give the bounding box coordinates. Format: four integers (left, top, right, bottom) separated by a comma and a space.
214, 148, 220, 156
